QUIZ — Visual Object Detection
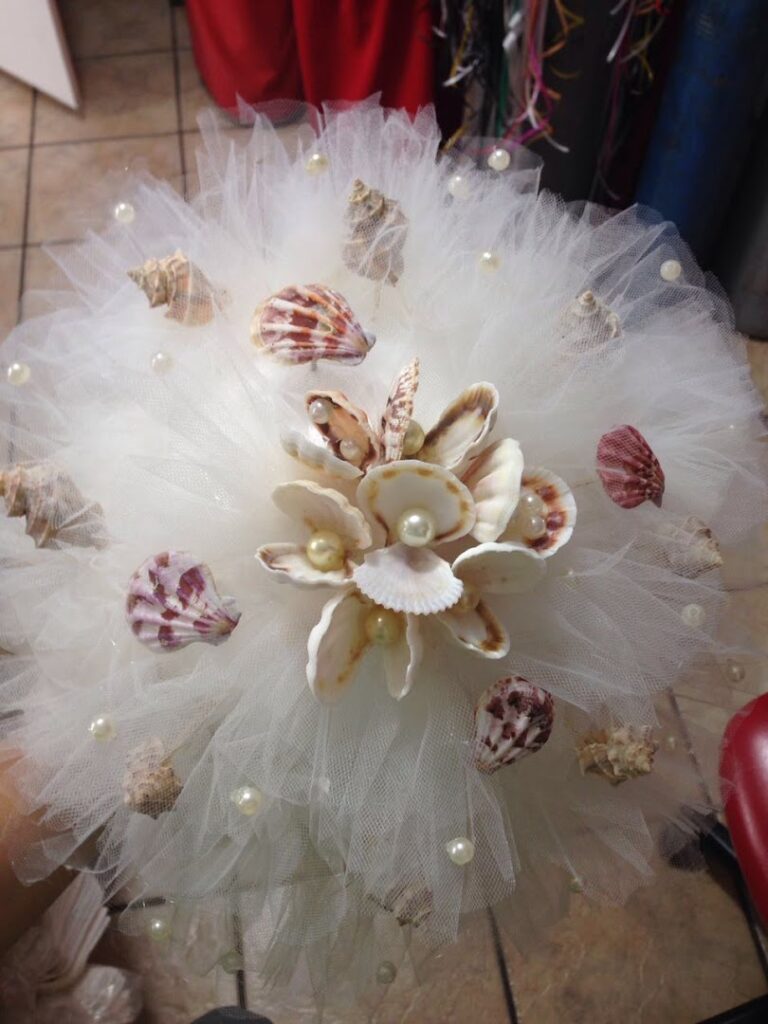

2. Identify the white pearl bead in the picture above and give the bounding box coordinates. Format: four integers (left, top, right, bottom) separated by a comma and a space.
681, 603, 706, 628
725, 659, 746, 683
665, 735, 678, 752
447, 172, 470, 199
376, 961, 397, 985
308, 398, 332, 425
479, 251, 500, 272
305, 152, 329, 175
6, 361, 31, 386
148, 916, 171, 942
568, 877, 583, 894
219, 949, 244, 973
113, 201, 135, 224
89, 715, 115, 741
364, 607, 403, 646
519, 489, 546, 517
306, 530, 346, 572
401, 419, 425, 457
521, 513, 548, 540
339, 438, 363, 464
396, 507, 436, 547
151, 351, 173, 374
231, 784, 263, 817
487, 146, 511, 172
660, 259, 682, 282
446, 836, 475, 865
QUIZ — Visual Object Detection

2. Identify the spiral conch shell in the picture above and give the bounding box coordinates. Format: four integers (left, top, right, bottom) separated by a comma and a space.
128, 250, 222, 326
251, 284, 375, 365
561, 290, 621, 352
655, 515, 723, 578
576, 725, 658, 785
123, 737, 182, 818
0, 463, 106, 549
343, 179, 408, 285
473, 676, 555, 773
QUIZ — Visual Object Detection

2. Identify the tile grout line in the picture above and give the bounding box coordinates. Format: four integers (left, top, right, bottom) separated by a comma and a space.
32, 129, 182, 150
16, 89, 37, 324
488, 910, 519, 1024
169, 9, 188, 200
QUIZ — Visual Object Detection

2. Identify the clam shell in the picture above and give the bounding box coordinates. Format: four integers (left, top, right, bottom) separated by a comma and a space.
380, 358, 420, 463
123, 737, 183, 818
419, 383, 498, 471
0, 463, 106, 550
256, 543, 354, 588
126, 551, 241, 651
453, 541, 546, 594
655, 515, 722, 578
356, 460, 476, 546
461, 438, 523, 543
473, 676, 555, 774
272, 480, 372, 550
383, 613, 421, 698
128, 250, 222, 326
353, 543, 462, 614
251, 284, 375, 365
577, 725, 657, 784
436, 599, 509, 658
343, 179, 408, 286
307, 589, 370, 703
305, 391, 381, 471
281, 429, 362, 480
504, 467, 576, 556
597, 425, 665, 509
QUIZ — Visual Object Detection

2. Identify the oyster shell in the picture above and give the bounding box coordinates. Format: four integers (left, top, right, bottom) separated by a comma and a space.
128, 250, 222, 326
655, 515, 723, 578
281, 429, 362, 480
577, 725, 658, 784
126, 551, 241, 651
504, 467, 576, 556
380, 358, 421, 463
461, 438, 523, 543
343, 178, 408, 285
123, 737, 182, 818
251, 284, 375, 365
370, 883, 433, 927
419, 383, 499, 472
354, 543, 462, 615
305, 390, 381, 471
597, 425, 665, 509
474, 676, 555, 774
0, 463, 106, 549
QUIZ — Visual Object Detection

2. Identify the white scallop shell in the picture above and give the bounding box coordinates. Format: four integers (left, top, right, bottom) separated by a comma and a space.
504, 466, 576, 557
380, 358, 420, 463
305, 390, 381, 471
453, 541, 546, 594
307, 589, 369, 703
419, 383, 499, 471
272, 480, 371, 550
461, 437, 523, 543
256, 543, 354, 588
436, 599, 509, 658
281, 429, 362, 480
353, 543, 462, 615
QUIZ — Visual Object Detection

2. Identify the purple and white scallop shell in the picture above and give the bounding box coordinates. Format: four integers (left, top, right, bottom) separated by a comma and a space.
126, 551, 241, 651
473, 675, 555, 773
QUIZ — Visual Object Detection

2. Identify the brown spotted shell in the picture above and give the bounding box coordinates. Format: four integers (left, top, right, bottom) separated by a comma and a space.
343, 179, 408, 285
128, 250, 222, 326
306, 390, 381, 471
122, 737, 183, 818
473, 676, 555, 774
251, 284, 375, 365
380, 358, 420, 463
0, 463, 106, 549
576, 725, 658, 785
597, 425, 665, 509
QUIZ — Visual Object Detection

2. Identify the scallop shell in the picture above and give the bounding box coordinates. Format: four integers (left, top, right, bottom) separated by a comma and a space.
354, 543, 462, 615
560, 290, 621, 352
128, 250, 221, 326
272, 479, 372, 549
380, 358, 420, 463
123, 737, 183, 818
419, 383, 499, 471
473, 676, 555, 774
504, 467, 576, 556
577, 725, 658, 784
655, 515, 723, 578
126, 551, 241, 651
251, 284, 375, 365
453, 541, 546, 594
342, 178, 408, 285
307, 589, 370, 703
281, 429, 362, 480
256, 543, 354, 588
597, 425, 665, 509
306, 391, 381, 471
0, 463, 106, 549
371, 883, 433, 927
461, 438, 523, 543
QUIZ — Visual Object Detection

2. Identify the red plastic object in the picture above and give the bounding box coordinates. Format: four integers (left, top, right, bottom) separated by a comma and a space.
184, 0, 435, 116
720, 694, 768, 925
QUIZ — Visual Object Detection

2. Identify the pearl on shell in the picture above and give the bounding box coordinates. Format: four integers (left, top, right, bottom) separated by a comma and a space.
148, 917, 171, 942
681, 603, 706, 628
151, 351, 173, 374
305, 152, 329, 175
447, 173, 470, 199
396, 507, 436, 547
401, 419, 425, 457
231, 785, 263, 817
519, 489, 546, 517
308, 398, 332, 425
520, 512, 548, 540
660, 259, 682, 282
6, 361, 31, 387
364, 607, 403, 646
487, 146, 511, 172
479, 250, 500, 272
306, 530, 346, 572
376, 961, 397, 985
445, 836, 475, 865
89, 715, 115, 741
113, 201, 135, 224
339, 438, 363, 464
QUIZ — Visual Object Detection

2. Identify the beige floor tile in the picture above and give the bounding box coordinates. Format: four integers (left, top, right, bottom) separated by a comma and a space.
178, 49, 240, 132
0, 71, 33, 148
0, 248, 22, 342
173, 5, 193, 50
0, 148, 28, 246
502, 860, 767, 1024
35, 53, 177, 145
28, 135, 181, 244
21, 244, 79, 320
59, 0, 172, 58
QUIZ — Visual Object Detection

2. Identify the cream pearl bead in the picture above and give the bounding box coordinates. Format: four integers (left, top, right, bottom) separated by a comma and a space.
231, 784, 263, 817
148, 917, 171, 942
220, 949, 244, 974
518, 489, 546, 517
487, 146, 511, 171
306, 530, 346, 572
445, 836, 475, 865
308, 398, 332, 424
396, 507, 436, 547
376, 961, 397, 985
568, 877, 583, 894
447, 172, 470, 199
89, 715, 115, 741
305, 152, 329, 175
479, 250, 500, 272
681, 603, 706, 628
151, 351, 173, 374
520, 512, 547, 540
113, 200, 135, 224
660, 259, 682, 282
364, 607, 403, 646
339, 438, 363, 464
401, 419, 425, 457
7, 362, 31, 386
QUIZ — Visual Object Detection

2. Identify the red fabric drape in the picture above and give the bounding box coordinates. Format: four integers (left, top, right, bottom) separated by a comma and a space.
184, 0, 435, 115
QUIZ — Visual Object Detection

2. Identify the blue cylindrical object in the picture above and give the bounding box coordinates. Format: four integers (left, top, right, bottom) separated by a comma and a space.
635, 0, 768, 263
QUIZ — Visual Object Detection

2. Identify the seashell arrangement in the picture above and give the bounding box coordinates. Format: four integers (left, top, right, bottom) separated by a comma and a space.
576, 725, 658, 785
305, 391, 381, 471
504, 466, 576, 556
596, 424, 665, 509
655, 515, 723, 578
128, 250, 223, 326
0, 463, 106, 550
473, 676, 555, 773
251, 284, 375, 365
342, 179, 408, 286
123, 737, 183, 818
370, 883, 433, 927
126, 551, 241, 651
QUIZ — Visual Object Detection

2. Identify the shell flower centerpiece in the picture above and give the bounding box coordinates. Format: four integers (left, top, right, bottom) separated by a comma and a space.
257, 359, 578, 702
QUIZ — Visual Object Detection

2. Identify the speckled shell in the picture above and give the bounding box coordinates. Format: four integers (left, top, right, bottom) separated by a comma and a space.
473, 676, 555, 774
380, 358, 420, 463
0, 463, 106, 549
371, 883, 433, 927
560, 290, 621, 352
251, 284, 375, 365
656, 515, 723, 578
597, 425, 665, 509
126, 551, 241, 651
505, 467, 576, 557
577, 725, 658, 784
128, 250, 221, 326
123, 737, 182, 818
342, 179, 408, 285
306, 390, 381, 471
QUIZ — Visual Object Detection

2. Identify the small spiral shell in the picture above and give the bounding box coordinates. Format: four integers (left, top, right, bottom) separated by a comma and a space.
343, 179, 408, 285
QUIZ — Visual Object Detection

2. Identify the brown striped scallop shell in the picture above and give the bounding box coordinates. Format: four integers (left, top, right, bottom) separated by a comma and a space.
596, 425, 665, 509
474, 676, 555, 774
343, 179, 408, 285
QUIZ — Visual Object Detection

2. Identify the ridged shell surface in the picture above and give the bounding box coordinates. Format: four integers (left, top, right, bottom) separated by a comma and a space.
596, 425, 665, 509
473, 676, 554, 773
